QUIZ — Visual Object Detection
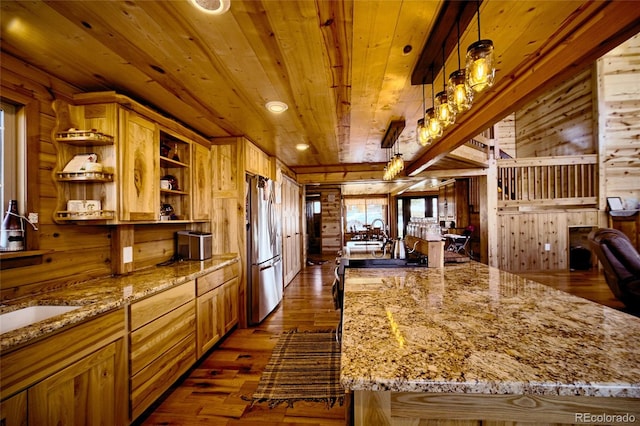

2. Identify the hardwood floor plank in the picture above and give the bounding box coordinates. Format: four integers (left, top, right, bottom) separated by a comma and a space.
139, 260, 630, 425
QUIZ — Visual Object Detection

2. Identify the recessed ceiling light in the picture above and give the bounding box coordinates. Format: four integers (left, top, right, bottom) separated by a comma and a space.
190, 0, 231, 15
265, 101, 288, 113
296, 143, 309, 151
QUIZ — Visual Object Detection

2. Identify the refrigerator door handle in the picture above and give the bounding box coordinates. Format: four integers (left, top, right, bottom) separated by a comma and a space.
259, 263, 274, 272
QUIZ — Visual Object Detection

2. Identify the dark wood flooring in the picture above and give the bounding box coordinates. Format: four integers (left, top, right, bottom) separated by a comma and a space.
138, 260, 632, 425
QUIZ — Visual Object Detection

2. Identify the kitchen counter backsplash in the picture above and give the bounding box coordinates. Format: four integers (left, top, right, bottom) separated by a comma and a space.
0, 254, 239, 351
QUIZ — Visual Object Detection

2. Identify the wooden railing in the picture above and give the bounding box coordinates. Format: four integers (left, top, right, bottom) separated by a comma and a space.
496, 155, 597, 207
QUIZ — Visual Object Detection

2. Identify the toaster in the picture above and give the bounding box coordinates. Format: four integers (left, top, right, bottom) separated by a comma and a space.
177, 231, 212, 260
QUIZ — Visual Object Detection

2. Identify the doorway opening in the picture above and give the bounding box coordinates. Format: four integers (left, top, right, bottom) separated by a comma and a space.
306, 195, 322, 255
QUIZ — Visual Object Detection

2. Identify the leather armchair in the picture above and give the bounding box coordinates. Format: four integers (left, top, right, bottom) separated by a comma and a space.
588, 228, 640, 310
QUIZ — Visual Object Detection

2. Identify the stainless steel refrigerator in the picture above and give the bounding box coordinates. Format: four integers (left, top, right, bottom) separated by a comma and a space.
246, 175, 283, 325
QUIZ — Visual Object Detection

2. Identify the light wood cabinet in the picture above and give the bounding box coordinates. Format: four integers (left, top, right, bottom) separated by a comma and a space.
129, 280, 196, 420
219, 277, 239, 333
52, 92, 212, 224
195, 262, 239, 358
282, 176, 302, 286
159, 128, 191, 221
0, 310, 126, 425
192, 142, 212, 220
120, 110, 160, 221
0, 391, 26, 426
51, 101, 119, 223
28, 340, 123, 426
245, 139, 272, 179
196, 285, 221, 357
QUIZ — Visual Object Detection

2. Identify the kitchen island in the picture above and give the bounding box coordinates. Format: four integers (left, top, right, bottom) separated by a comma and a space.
340, 262, 640, 425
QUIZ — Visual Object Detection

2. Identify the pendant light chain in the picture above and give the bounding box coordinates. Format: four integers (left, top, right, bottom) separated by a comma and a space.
476, 0, 481, 41
457, 19, 461, 70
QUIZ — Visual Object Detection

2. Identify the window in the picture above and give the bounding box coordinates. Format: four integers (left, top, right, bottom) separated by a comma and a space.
398, 196, 438, 237
344, 197, 388, 233
1, 100, 26, 218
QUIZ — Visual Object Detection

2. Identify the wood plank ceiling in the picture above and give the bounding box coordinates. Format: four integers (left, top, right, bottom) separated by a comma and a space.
1, 0, 639, 194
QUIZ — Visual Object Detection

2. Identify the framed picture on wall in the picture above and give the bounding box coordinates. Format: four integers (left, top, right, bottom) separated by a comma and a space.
606, 197, 624, 211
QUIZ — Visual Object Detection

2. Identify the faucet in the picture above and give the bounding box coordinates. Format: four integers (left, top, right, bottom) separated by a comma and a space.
370, 218, 388, 240
370, 218, 392, 257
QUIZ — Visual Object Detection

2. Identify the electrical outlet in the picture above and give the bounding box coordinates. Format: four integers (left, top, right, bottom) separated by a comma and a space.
544, 243, 551, 251
123, 246, 133, 263
28, 212, 38, 224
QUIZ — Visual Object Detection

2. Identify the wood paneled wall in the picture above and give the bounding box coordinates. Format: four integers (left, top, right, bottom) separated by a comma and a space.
0, 55, 201, 302
0, 55, 114, 301
598, 33, 640, 208
515, 67, 595, 157
495, 113, 516, 158
497, 209, 599, 272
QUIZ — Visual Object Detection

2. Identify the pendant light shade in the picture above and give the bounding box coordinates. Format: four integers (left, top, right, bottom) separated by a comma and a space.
466, 0, 495, 94
436, 44, 455, 128
466, 39, 495, 93
435, 91, 455, 128
426, 107, 442, 139
416, 118, 430, 146
448, 70, 472, 113
416, 83, 431, 146
448, 18, 472, 114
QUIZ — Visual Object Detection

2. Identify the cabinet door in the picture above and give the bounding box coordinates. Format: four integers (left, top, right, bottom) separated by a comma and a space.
192, 142, 212, 221
196, 287, 221, 358
120, 110, 159, 221
0, 391, 27, 426
220, 277, 239, 333
28, 341, 125, 426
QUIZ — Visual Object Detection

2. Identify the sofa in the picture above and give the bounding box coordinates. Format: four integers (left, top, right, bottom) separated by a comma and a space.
588, 228, 640, 310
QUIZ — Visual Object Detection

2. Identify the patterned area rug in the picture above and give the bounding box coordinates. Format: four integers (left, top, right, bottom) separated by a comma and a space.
247, 329, 344, 408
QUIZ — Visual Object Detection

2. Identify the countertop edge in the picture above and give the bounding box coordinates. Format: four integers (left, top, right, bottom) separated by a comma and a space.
0, 255, 240, 352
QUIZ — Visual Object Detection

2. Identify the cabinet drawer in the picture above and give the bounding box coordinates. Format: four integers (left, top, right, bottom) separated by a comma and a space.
196, 262, 239, 296
130, 300, 195, 375
130, 280, 194, 330
130, 334, 195, 420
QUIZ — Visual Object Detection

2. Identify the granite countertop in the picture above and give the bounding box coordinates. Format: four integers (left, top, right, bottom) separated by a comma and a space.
340, 262, 640, 398
0, 254, 239, 352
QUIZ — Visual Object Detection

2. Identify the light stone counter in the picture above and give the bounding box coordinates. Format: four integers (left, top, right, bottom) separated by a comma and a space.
340, 262, 640, 425
0, 254, 239, 351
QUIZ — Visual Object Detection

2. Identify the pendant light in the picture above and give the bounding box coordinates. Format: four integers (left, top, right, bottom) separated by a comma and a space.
427, 66, 442, 140
393, 140, 404, 175
383, 148, 390, 181
435, 43, 455, 128
466, 0, 495, 93
416, 82, 431, 146
448, 17, 472, 114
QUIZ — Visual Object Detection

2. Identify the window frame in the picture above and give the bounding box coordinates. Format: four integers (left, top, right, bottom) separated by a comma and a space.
1, 88, 40, 251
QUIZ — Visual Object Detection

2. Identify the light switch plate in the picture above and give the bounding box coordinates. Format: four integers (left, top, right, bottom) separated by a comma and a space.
123, 246, 133, 263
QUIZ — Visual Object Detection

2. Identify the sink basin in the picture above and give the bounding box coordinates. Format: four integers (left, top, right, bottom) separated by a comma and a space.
0, 305, 81, 335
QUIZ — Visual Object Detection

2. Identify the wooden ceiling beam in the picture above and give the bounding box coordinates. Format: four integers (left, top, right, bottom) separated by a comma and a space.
406, 1, 640, 176
411, 0, 480, 86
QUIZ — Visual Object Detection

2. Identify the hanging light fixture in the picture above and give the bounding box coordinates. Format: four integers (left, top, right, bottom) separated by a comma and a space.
466, 0, 495, 94
416, 82, 431, 146
416, 118, 430, 146
427, 66, 442, 140
448, 17, 472, 114
393, 139, 404, 174
435, 43, 455, 128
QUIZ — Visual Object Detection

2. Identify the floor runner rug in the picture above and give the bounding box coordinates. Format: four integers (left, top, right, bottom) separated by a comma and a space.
247, 329, 344, 408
